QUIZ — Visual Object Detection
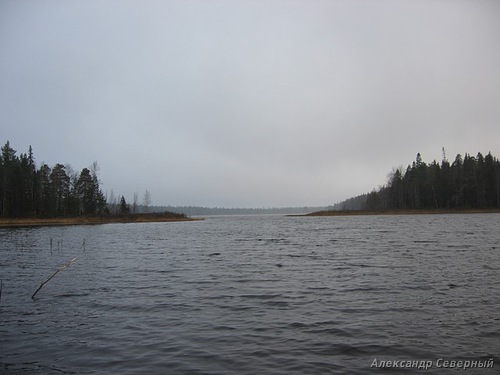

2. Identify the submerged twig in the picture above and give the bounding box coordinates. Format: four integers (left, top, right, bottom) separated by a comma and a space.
31, 258, 76, 300
0, 279, 3, 302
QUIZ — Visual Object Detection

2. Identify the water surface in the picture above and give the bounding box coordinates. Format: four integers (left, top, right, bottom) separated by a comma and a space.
1, 214, 499, 374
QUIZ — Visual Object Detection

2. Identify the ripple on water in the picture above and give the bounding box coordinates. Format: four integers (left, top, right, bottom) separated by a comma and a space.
1, 214, 499, 374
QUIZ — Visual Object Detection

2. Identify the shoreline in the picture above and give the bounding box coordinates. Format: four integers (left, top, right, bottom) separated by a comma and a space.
297, 209, 500, 217
0, 215, 201, 228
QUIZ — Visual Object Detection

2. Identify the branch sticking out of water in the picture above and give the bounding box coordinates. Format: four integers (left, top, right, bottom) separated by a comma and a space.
31, 258, 76, 300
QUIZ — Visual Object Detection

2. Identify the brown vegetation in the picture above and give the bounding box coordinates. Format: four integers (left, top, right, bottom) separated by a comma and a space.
303, 209, 500, 217
0, 213, 200, 228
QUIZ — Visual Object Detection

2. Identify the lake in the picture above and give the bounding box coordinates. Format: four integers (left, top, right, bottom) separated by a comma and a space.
0, 214, 499, 374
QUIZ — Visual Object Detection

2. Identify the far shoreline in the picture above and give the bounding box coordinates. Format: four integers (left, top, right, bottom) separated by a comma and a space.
0, 214, 201, 228
294, 208, 500, 217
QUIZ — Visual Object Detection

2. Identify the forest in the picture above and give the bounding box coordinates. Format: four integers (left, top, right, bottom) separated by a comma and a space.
337, 151, 500, 211
3, 141, 500, 217
0, 141, 108, 218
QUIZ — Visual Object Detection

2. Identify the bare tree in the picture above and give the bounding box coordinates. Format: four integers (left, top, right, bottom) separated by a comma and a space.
108, 189, 117, 215
133, 192, 138, 214
143, 190, 151, 213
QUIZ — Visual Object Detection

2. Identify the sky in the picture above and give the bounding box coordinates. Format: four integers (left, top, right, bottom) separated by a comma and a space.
1, 0, 500, 208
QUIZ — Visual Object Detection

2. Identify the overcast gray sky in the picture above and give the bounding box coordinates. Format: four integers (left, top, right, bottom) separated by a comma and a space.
1, 0, 499, 208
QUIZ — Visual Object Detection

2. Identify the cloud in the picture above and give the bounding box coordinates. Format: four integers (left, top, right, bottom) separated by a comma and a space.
1, 0, 500, 207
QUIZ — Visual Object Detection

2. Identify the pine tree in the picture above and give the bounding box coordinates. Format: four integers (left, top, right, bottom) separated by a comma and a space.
1, 141, 18, 216
49, 164, 70, 216
119, 195, 130, 215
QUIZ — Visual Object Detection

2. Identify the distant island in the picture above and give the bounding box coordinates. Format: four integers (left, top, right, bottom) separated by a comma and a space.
311, 151, 500, 216
0, 141, 194, 226
147, 205, 331, 216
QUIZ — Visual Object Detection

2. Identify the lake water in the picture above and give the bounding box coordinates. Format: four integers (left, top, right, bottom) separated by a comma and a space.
0, 214, 499, 374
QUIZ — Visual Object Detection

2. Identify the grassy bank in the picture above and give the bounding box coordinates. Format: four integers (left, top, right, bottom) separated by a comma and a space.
301, 209, 500, 217
0, 213, 200, 228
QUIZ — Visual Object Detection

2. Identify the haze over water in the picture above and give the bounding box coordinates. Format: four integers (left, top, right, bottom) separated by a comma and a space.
1, 214, 499, 374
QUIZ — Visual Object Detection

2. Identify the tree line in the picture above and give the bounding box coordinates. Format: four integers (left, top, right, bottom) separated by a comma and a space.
0, 141, 108, 217
159, 205, 328, 216
360, 151, 500, 211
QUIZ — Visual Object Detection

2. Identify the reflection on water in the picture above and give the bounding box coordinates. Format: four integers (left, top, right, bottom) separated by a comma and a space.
1, 214, 499, 374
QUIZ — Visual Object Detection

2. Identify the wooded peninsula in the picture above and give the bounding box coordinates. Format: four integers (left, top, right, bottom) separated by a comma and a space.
312, 150, 500, 216
0, 141, 193, 226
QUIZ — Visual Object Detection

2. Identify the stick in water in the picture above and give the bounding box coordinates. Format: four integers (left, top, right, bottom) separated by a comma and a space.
31, 258, 76, 300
